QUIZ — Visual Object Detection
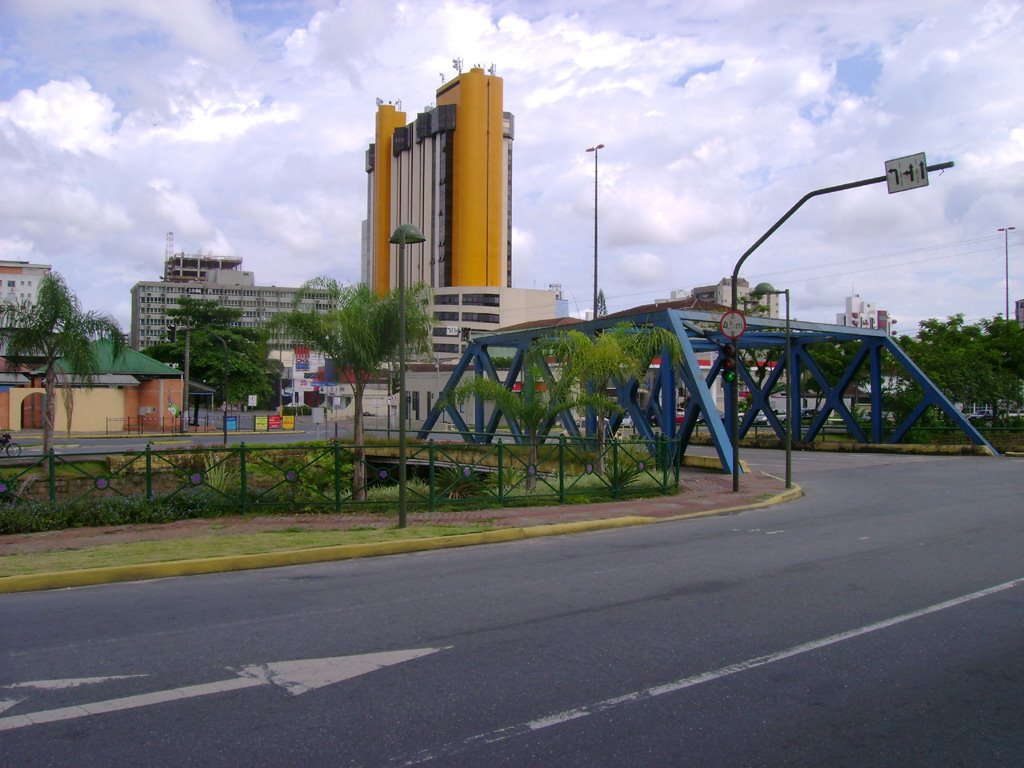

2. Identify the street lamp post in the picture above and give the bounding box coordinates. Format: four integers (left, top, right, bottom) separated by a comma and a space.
754, 283, 791, 489
182, 327, 190, 432
998, 226, 1016, 320
211, 333, 229, 447
586, 143, 604, 319
728, 158, 954, 491
390, 224, 427, 529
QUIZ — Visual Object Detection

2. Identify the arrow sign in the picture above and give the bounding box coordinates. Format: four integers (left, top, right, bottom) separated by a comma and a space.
0, 647, 446, 732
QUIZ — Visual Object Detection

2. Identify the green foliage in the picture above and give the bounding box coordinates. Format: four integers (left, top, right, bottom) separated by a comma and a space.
0, 491, 228, 535
267, 279, 433, 501
890, 315, 1024, 421
434, 465, 493, 499
145, 297, 271, 408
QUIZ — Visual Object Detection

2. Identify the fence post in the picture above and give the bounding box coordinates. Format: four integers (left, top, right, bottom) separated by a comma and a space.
615, 439, 622, 499
145, 444, 153, 500
558, 434, 566, 504
428, 440, 436, 513
239, 443, 248, 514
334, 440, 342, 513
497, 439, 504, 503
48, 449, 56, 503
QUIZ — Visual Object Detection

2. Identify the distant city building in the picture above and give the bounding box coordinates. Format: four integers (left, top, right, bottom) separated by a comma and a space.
1015, 297, 1024, 328
130, 251, 330, 351
837, 294, 891, 333
130, 239, 342, 405
0, 260, 51, 306
683, 277, 779, 317
363, 65, 557, 359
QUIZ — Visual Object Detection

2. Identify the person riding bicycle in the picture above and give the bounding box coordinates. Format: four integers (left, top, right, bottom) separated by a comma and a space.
0, 433, 10, 448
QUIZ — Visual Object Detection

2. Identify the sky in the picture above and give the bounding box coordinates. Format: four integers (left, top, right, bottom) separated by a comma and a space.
1, 0, 1022, 337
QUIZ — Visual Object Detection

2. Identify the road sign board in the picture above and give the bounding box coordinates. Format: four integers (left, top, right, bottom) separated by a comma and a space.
720, 310, 747, 339
885, 152, 929, 193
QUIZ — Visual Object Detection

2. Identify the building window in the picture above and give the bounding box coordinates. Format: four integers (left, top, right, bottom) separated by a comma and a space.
435, 294, 460, 305
462, 312, 500, 324
434, 311, 459, 321
433, 343, 460, 354
462, 293, 500, 307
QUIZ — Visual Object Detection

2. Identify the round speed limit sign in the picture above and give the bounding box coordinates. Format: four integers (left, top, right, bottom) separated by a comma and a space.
720, 310, 747, 339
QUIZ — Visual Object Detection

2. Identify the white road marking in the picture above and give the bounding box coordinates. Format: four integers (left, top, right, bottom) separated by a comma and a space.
765, 530, 785, 535
3, 675, 146, 690
0, 647, 447, 732
1, 699, 21, 715
392, 577, 1024, 766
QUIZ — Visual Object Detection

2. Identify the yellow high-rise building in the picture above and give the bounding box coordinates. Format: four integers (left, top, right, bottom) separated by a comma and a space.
363, 66, 513, 296
363, 67, 566, 360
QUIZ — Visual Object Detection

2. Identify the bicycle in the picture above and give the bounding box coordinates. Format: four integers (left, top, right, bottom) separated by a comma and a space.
0, 433, 21, 458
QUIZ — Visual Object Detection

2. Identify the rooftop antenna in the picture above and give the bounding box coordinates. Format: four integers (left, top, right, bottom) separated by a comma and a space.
165, 232, 174, 260
488, 64, 497, 76
376, 97, 383, 106
452, 57, 463, 75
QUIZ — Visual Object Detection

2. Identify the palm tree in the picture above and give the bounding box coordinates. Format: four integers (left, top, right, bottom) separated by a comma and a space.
0, 272, 124, 454
448, 338, 579, 490
270, 278, 433, 500
554, 323, 681, 474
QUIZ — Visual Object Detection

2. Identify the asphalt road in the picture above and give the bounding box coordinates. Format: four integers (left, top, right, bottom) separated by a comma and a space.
1, 451, 1022, 766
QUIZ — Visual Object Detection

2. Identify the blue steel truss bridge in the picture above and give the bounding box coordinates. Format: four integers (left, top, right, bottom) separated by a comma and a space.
418, 302, 995, 474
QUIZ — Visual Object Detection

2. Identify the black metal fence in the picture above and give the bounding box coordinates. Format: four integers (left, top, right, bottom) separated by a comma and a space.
0, 436, 679, 518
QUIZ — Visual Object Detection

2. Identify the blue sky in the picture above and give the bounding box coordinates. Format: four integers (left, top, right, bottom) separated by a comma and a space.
1, 0, 1022, 333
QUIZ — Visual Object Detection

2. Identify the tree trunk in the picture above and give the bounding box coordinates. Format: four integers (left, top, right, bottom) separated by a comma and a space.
42, 366, 57, 455
352, 383, 367, 501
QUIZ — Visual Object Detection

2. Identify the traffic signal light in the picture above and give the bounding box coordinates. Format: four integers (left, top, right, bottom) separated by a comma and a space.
721, 344, 737, 383
168, 324, 177, 342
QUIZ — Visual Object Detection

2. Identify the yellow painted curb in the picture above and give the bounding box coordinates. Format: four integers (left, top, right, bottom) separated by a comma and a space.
0, 501, 795, 594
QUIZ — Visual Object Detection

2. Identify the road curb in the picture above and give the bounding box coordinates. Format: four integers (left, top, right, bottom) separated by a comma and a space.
0, 499, 798, 594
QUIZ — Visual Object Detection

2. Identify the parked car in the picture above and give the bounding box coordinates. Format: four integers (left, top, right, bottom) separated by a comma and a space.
801, 407, 819, 420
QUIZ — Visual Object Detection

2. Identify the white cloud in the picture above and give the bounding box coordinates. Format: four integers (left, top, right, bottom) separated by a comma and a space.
0, 78, 119, 155
0, 0, 1021, 336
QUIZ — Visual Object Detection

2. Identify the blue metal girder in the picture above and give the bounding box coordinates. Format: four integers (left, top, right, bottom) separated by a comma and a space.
417, 306, 998, 464
667, 312, 734, 472
881, 336, 995, 451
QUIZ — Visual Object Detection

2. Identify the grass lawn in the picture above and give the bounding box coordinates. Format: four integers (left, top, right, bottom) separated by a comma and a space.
0, 524, 496, 578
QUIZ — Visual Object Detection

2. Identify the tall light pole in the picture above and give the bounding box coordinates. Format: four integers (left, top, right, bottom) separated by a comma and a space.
729, 157, 954, 491
211, 333, 229, 447
586, 143, 604, 319
754, 283, 791, 489
390, 223, 426, 529
998, 226, 1015, 320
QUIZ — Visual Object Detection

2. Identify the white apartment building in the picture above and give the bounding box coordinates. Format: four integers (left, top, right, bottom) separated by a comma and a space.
0, 260, 51, 306
837, 294, 891, 333
682, 277, 780, 317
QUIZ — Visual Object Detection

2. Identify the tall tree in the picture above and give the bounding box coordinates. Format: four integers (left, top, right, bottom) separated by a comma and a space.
0, 272, 124, 453
145, 298, 271, 408
451, 323, 680, 482
449, 338, 578, 490
595, 289, 608, 318
270, 279, 433, 500
554, 323, 681, 473
893, 314, 1024, 421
